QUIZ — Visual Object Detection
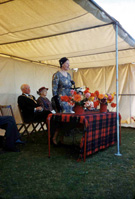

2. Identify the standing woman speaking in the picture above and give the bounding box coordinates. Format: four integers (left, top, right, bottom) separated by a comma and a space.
52, 57, 75, 113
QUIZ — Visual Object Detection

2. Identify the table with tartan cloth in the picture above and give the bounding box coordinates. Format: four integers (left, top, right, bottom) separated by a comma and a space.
47, 111, 121, 162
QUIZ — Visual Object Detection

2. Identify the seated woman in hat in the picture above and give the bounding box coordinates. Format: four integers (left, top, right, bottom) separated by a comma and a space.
37, 87, 59, 145
37, 87, 55, 113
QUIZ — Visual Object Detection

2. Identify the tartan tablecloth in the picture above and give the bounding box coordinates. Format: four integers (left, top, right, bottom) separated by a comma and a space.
48, 111, 121, 157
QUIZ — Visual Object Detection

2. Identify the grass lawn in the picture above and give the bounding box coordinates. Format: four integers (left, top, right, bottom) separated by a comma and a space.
0, 127, 135, 199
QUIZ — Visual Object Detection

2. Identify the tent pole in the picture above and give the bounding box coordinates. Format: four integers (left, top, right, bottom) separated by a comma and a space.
115, 22, 122, 156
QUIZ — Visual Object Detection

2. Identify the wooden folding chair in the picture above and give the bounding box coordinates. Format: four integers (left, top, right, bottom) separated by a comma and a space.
0, 105, 24, 133
18, 105, 47, 137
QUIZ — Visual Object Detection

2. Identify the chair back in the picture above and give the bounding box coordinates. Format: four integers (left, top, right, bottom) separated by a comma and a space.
17, 105, 47, 135
51, 96, 57, 112
0, 105, 15, 118
0, 105, 26, 134
51, 96, 61, 113
18, 105, 25, 123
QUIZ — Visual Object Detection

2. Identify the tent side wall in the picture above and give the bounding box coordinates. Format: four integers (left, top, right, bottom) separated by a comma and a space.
0, 57, 58, 123
1, 55, 135, 127
73, 64, 135, 127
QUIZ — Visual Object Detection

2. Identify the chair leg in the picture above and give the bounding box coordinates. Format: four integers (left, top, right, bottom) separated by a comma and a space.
17, 123, 25, 133
38, 122, 46, 132
31, 123, 39, 134
22, 123, 31, 136
20, 121, 47, 142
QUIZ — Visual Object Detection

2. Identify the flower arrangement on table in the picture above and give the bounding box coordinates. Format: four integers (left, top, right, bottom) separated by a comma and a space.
60, 87, 116, 111
94, 90, 116, 108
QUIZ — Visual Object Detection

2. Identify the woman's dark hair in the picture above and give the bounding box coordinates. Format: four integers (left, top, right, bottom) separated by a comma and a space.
59, 57, 68, 68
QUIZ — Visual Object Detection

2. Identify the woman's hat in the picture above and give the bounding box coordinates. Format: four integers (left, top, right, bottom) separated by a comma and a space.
37, 87, 48, 95
59, 57, 68, 68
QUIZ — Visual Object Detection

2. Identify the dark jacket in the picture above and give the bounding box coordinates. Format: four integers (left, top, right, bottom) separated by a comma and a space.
37, 97, 53, 111
18, 94, 39, 122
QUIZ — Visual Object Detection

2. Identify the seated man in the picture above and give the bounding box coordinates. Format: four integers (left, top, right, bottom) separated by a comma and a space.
18, 84, 51, 123
0, 116, 24, 152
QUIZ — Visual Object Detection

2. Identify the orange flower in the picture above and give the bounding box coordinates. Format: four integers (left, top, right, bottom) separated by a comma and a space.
94, 90, 99, 97
91, 93, 95, 97
84, 87, 90, 94
94, 101, 99, 108
73, 94, 82, 102
111, 103, 116, 108
89, 97, 94, 101
98, 94, 104, 99
61, 96, 70, 102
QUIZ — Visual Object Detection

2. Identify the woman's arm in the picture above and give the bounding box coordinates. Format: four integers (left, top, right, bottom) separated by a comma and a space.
52, 73, 59, 96
52, 72, 62, 112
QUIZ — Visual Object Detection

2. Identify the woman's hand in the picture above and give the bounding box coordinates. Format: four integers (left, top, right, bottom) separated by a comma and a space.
71, 80, 75, 85
36, 106, 43, 112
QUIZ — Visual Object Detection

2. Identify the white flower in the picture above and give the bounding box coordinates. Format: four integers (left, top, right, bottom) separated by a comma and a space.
84, 101, 94, 108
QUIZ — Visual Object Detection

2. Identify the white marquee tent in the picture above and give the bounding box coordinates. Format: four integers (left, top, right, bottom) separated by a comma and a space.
0, 0, 135, 131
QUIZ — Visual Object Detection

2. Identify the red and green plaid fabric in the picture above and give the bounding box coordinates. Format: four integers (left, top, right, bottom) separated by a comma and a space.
49, 112, 121, 157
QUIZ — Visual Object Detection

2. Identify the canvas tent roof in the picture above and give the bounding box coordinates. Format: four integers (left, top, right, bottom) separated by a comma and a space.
0, 0, 135, 69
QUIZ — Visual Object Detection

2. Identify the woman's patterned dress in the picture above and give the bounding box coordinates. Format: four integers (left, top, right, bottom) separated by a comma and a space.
52, 71, 72, 113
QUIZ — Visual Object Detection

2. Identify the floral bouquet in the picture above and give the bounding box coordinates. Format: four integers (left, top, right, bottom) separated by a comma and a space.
60, 88, 94, 110
60, 87, 116, 110
61, 88, 93, 110
94, 90, 116, 108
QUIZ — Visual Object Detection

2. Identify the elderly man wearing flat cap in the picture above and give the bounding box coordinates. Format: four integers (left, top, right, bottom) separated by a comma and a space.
18, 84, 51, 123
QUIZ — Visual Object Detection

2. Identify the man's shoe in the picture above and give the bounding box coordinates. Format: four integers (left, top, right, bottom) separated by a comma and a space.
15, 139, 25, 144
